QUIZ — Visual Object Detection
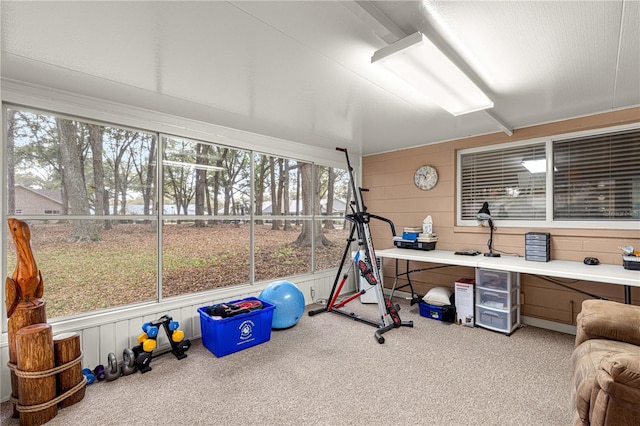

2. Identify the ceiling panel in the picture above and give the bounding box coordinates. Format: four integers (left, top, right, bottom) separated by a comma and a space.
2, 1, 639, 156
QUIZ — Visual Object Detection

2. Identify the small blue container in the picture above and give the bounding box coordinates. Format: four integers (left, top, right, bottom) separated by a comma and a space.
198, 297, 275, 357
402, 231, 419, 241
419, 301, 455, 323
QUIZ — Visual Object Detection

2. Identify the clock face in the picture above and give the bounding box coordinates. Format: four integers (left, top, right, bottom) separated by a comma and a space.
414, 165, 438, 190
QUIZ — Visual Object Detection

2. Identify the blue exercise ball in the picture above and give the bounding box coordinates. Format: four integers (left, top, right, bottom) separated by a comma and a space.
260, 280, 305, 329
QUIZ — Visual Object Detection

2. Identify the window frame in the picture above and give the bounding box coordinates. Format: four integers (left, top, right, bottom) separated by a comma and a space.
457, 123, 640, 230
2, 96, 351, 322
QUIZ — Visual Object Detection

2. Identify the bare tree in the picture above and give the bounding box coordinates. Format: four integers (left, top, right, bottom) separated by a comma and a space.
324, 167, 336, 230
7, 110, 17, 214
295, 163, 330, 247
104, 129, 138, 216
194, 143, 210, 227
57, 119, 95, 241
283, 160, 292, 230
130, 134, 157, 222
212, 147, 228, 219
254, 155, 270, 224
269, 157, 280, 230
88, 124, 110, 230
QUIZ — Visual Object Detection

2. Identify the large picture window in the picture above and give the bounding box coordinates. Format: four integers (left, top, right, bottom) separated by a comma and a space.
6, 108, 159, 318
553, 129, 640, 220
459, 142, 546, 221
458, 126, 640, 227
4, 106, 349, 320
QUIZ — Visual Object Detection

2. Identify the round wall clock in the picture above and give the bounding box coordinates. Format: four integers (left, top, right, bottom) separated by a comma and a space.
414, 165, 438, 190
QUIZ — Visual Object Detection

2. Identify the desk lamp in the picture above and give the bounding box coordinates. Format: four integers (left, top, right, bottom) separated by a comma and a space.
477, 202, 500, 257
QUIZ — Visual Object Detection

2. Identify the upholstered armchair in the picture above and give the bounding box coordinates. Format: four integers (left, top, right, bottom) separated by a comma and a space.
570, 299, 640, 425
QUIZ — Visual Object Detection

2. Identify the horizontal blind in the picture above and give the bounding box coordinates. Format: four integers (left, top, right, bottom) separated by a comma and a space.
460, 143, 546, 220
553, 129, 640, 220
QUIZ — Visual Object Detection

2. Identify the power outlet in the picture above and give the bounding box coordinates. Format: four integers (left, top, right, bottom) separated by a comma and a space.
310, 285, 316, 301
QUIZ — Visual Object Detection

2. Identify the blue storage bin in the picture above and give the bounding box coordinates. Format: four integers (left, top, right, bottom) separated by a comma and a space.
419, 301, 455, 323
198, 297, 275, 357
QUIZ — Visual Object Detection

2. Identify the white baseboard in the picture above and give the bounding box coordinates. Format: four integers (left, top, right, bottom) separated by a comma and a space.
520, 316, 576, 335
389, 288, 577, 335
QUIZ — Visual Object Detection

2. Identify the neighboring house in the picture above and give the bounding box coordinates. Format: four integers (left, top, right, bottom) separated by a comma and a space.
13, 185, 63, 215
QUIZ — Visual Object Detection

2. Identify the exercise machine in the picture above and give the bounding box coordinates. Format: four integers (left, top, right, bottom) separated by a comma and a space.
309, 147, 412, 343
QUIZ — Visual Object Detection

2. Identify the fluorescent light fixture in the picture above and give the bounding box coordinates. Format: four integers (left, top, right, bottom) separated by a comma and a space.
371, 32, 493, 116
521, 159, 547, 174
163, 160, 224, 172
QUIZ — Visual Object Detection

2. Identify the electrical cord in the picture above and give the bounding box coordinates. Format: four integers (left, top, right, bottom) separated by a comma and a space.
535, 275, 607, 300
493, 248, 522, 257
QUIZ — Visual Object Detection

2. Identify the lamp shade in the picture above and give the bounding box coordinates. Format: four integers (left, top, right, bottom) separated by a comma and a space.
477, 202, 491, 221
371, 32, 493, 116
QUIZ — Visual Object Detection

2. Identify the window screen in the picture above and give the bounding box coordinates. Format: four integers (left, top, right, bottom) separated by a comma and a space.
553, 129, 640, 220
460, 143, 546, 220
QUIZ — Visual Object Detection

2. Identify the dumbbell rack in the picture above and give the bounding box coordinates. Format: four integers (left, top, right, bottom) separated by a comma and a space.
155, 315, 191, 360
133, 315, 191, 373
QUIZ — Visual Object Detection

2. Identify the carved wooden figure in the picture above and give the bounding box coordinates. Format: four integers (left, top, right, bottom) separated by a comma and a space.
5, 219, 47, 419
5, 218, 44, 318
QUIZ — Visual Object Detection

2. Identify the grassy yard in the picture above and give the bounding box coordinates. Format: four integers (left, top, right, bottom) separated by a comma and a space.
6, 222, 349, 319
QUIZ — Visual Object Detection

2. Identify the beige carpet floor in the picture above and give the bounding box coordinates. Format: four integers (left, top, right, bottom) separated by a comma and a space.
1, 298, 575, 425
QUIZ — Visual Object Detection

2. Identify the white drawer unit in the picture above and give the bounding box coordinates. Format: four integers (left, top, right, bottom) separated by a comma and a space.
475, 268, 520, 335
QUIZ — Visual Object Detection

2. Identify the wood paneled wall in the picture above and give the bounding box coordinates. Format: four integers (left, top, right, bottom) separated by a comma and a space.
364, 108, 640, 325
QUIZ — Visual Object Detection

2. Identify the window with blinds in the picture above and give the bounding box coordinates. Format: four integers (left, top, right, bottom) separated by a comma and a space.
460, 142, 547, 220
553, 129, 640, 220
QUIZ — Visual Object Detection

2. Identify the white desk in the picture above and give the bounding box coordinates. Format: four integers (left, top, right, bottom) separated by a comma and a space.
376, 248, 640, 304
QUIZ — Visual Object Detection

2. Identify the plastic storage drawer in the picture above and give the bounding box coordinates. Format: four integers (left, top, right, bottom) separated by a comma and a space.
476, 306, 518, 333
476, 288, 517, 311
476, 269, 510, 291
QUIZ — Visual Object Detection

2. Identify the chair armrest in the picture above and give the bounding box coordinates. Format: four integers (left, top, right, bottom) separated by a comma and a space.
575, 300, 640, 347
600, 354, 640, 388
595, 354, 640, 419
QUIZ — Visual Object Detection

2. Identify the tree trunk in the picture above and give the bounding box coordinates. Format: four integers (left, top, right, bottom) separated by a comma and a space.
324, 168, 336, 230
57, 119, 93, 241
144, 135, 157, 219
343, 183, 352, 230
7, 109, 17, 214
254, 156, 269, 225
283, 160, 292, 230
270, 157, 280, 230
89, 124, 110, 231
295, 163, 330, 247
195, 143, 210, 227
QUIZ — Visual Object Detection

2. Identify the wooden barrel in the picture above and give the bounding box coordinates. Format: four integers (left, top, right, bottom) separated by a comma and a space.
7, 299, 46, 418
53, 332, 86, 408
15, 322, 58, 425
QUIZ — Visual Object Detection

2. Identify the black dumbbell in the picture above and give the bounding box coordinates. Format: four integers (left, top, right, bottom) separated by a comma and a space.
132, 344, 152, 374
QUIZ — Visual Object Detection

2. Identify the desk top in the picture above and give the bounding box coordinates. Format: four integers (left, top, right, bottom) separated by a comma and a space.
375, 248, 640, 288
374, 248, 480, 267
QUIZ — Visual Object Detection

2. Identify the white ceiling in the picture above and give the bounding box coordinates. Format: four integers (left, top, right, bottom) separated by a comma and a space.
1, 1, 639, 156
